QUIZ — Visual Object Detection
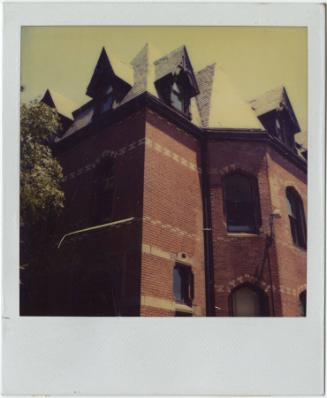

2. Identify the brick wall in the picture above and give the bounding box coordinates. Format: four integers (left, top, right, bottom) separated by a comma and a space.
207, 139, 306, 316
51, 104, 306, 317
140, 109, 206, 316
266, 147, 307, 316
53, 110, 147, 315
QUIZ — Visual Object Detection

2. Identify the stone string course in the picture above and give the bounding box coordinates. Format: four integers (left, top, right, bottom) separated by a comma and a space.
63, 137, 202, 182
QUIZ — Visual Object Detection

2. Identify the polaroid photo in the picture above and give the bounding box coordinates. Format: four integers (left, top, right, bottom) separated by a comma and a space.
2, 2, 325, 396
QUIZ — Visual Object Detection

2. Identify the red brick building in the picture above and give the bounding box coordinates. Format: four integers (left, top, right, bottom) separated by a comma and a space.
40, 44, 307, 317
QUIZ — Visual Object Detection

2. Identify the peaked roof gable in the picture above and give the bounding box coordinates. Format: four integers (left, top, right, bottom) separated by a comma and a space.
154, 45, 199, 95
41, 89, 78, 120
196, 64, 263, 129
249, 86, 301, 133
86, 47, 133, 98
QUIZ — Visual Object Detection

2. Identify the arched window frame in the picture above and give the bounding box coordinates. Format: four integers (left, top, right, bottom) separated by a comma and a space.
93, 156, 115, 224
222, 172, 261, 233
286, 187, 306, 249
229, 283, 269, 317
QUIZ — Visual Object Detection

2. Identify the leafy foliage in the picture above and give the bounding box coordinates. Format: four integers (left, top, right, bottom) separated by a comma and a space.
20, 100, 65, 226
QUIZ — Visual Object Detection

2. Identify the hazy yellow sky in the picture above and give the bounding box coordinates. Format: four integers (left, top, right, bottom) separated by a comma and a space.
21, 26, 307, 143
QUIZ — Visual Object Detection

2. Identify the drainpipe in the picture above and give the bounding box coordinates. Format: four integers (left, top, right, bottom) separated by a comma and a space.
267, 210, 281, 316
200, 138, 215, 316
57, 217, 135, 248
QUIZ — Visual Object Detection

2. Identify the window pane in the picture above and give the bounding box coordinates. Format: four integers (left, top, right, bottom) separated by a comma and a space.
101, 95, 113, 113
299, 291, 306, 316
225, 175, 253, 202
286, 188, 306, 248
226, 201, 256, 231
173, 267, 183, 301
170, 83, 184, 112
224, 174, 259, 232
173, 265, 193, 305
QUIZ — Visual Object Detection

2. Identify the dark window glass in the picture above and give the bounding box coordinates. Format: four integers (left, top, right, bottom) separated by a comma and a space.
223, 173, 261, 233
173, 264, 194, 306
274, 114, 296, 151
275, 118, 282, 140
175, 311, 192, 317
231, 284, 267, 317
299, 290, 306, 316
286, 187, 306, 249
100, 94, 114, 113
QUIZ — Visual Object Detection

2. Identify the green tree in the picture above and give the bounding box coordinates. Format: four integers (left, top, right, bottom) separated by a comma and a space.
20, 100, 66, 314
20, 100, 64, 227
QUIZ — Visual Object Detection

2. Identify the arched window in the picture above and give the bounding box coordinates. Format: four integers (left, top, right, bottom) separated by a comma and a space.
94, 157, 115, 223
286, 187, 306, 249
223, 173, 261, 233
230, 284, 268, 317
299, 290, 307, 316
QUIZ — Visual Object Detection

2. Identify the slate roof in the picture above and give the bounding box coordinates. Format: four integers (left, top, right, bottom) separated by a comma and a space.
41, 89, 78, 120
250, 86, 300, 133
119, 43, 160, 105
53, 44, 307, 142
154, 46, 199, 93
58, 102, 95, 141
196, 64, 263, 129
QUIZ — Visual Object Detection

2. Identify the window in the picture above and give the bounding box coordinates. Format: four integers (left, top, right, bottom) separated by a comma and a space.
275, 118, 282, 140
286, 187, 306, 249
170, 82, 184, 112
299, 290, 306, 316
169, 79, 191, 117
273, 114, 296, 150
100, 94, 114, 113
95, 158, 115, 223
92, 87, 114, 120
230, 284, 268, 317
223, 173, 261, 233
173, 264, 194, 306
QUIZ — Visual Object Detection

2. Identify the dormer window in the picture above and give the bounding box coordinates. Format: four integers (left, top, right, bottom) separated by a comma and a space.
275, 118, 282, 139
250, 87, 301, 154
100, 87, 114, 113
170, 82, 184, 112
154, 47, 199, 120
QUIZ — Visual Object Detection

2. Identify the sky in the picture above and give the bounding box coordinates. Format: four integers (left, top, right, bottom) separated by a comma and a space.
21, 26, 307, 144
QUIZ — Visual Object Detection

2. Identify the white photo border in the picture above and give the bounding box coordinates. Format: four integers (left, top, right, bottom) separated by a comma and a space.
2, 2, 325, 395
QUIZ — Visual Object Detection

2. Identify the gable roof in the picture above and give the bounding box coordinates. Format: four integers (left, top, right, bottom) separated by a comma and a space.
86, 47, 133, 98
249, 86, 301, 133
195, 64, 263, 129
41, 89, 78, 120
154, 45, 199, 95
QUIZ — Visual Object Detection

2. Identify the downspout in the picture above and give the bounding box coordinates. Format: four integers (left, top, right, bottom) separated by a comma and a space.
200, 137, 215, 316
